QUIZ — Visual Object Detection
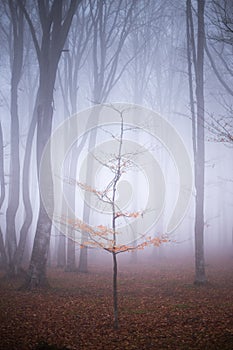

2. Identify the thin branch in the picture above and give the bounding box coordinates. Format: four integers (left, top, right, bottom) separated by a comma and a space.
18, 0, 41, 61
205, 41, 233, 97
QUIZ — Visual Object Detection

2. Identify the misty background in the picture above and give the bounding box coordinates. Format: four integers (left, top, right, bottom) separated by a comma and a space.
0, 0, 232, 287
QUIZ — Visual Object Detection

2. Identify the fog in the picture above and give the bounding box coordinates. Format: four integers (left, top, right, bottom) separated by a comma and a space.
1, 1, 233, 348
0, 0, 232, 282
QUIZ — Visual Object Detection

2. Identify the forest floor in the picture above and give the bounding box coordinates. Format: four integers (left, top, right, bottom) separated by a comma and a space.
0, 255, 233, 350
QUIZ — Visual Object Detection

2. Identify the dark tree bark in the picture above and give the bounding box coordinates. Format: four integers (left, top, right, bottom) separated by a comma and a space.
19, 0, 80, 288
13, 100, 37, 272
0, 122, 7, 269
112, 251, 118, 329
5, 0, 24, 276
194, 0, 206, 284
186, 0, 207, 284
13, 36, 39, 272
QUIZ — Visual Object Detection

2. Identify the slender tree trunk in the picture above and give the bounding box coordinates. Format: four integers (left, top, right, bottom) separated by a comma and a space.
78, 242, 88, 272
66, 236, 76, 271
0, 122, 5, 213
0, 122, 7, 269
5, 1, 24, 275
111, 114, 123, 330
232, 228, 233, 256
56, 194, 67, 270
5, 81, 20, 274
194, 0, 206, 285
13, 97, 38, 272
186, 0, 206, 284
23, 59, 57, 288
112, 252, 118, 329
25, 89, 54, 288
0, 227, 7, 269
66, 122, 78, 272
20, 0, 79, 288
78, 110, 100, 273
57, 233, 66, 268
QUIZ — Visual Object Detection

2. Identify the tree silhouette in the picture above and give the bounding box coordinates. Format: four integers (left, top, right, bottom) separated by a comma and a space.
59, 107, 167, 329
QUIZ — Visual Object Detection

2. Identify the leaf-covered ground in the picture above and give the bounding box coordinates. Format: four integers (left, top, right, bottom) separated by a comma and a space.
0, 256, 233, 350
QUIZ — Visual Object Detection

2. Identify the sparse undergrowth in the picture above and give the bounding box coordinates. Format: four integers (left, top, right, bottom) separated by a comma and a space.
0, 257, 232, 350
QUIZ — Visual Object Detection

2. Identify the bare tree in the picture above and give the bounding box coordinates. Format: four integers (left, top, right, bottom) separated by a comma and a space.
78, 0, 145, 272
60, 107, 167, 329
203, 0, 233, 143
5, 0, 24, 276
205, 0, 233, 97
19, 0, 80, 288
0, 121, 7, 269
56, 3, 93, 271
186, 0, 207, 284
13, 31, 39, 273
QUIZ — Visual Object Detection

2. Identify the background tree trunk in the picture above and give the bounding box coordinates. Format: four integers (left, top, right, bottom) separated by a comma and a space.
20, 0, 79, 288
186, 0, 206, 284
5, 1, 24, 276
0, 122, 7, 269
13, 104, 37, 272
194, 0, 206, 285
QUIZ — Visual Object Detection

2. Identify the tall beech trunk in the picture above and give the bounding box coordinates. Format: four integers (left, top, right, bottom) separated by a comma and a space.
13, 103, 37, 272
194, 0, 206, 284
66, 117, 79, 272
26, 87, 54, 287
5, 1, 24, 275
19, 0, 79, 288
78, 110, 99, 273
186, 0, 206, 284
0, 122, 7, 269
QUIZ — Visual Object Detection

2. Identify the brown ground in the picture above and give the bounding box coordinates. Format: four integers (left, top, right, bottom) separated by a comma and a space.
0, 256, 233, 350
